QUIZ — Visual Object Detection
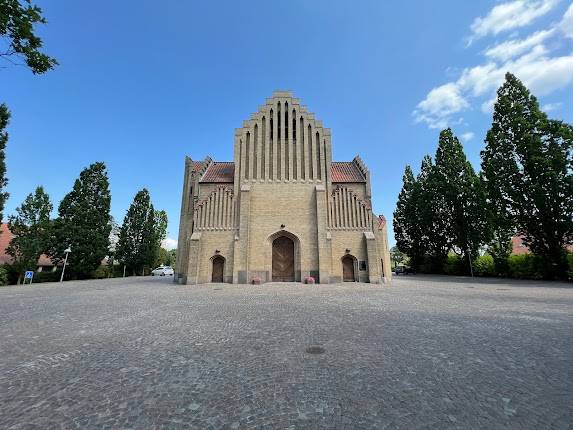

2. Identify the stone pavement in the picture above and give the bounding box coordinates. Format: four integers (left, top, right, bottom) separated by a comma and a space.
0, 276, 572, 429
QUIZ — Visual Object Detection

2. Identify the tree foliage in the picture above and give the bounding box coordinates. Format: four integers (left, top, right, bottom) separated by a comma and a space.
417, 154, 450, 271
389, 246, 407, 267
155, 247, 176, 268
394, 130, 489, 274
0, 0, 58, 74
393, 166, 421, 266
116, 189, 168, 275
47, 162, 112, 278
0, 104, 9, 223
393, 165, 424, 269
481, 73, 573, 279
433, 129, 489, 270
6, 186, 52, 283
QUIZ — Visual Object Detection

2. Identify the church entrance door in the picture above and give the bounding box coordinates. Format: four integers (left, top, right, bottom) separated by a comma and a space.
342, 256, 355, 282
272, 236, 295, 282
212, 256, 224, 282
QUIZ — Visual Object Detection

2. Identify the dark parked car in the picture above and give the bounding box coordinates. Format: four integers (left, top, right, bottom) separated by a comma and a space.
394, 265, 414, 275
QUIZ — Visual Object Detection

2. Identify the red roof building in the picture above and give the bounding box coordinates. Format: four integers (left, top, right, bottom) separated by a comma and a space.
0, 223, 53, 268
511, 235, 573, 255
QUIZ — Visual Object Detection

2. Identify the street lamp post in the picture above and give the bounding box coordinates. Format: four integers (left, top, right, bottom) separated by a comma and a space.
468, 246, 474, 278
59, 247, 72, 283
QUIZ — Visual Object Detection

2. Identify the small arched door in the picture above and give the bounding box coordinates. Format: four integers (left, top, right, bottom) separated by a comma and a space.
212, 256, 224, 282
272, 236, 295, 281
342, 255, 355, 282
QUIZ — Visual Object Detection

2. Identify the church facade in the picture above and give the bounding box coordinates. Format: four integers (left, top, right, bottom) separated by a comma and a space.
175, 91, 392, 284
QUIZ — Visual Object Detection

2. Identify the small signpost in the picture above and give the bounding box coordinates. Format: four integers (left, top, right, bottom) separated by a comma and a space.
24, 271, 34, 285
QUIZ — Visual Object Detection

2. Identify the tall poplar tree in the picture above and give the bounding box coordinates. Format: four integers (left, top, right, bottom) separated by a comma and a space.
7, 186, 52, 283
47, 162, 112, 278
482, 73, 573, 279
394, 165, 425, 269
417, 155, 450, 272
433, 129, 489, 271
116, 189, 160, 275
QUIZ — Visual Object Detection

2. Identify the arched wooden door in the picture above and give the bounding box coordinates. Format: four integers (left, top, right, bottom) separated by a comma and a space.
342, 255, 355, 282
272, 236, 295, 281
212, 256, 224, 282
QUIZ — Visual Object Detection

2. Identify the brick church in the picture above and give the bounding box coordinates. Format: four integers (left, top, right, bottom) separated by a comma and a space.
175, 91, 392, 284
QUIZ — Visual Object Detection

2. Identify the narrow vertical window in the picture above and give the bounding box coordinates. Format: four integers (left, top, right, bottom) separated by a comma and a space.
262, 116, 266, 179
277, 102, 281, 179
270, 110, 273, 142
253, 124, 258, 179
285, 102, 289, 138
300, 116, 305, 179
245, 132, 250, 179
292, 110, 296, 141
308, 124, 313, 179
270, 110, 274, 179
285, 102, 289, 180
292, 110, 297, 179
316, 131, 321, 180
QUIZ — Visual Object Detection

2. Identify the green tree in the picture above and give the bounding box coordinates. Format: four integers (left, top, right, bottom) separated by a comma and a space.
168, 248, 177, 267
6, 186, 52, 283
417, 155, 450, 272
481, 73, 573, 279
152, 209, 168, 267
0, 104, 9, 224
155, 247, 169, 267
389, 246, 407, 268
154, 247, 176, 267
106, 217, 120, 277
393, 165, 424, 269
116, 189, 160, 275
47, 162, 112, 279
0, 0, 58, 74
433, 129, 489, 273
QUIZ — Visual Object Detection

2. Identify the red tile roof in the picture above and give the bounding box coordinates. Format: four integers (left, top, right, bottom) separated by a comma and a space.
0, 224, 53, 266
192, 160, 206, 172
198, 161, 367, 183
201, 162, 235, 183
0, 223, 12, 265
331, 162, 366, 183
511, 235, 573, 254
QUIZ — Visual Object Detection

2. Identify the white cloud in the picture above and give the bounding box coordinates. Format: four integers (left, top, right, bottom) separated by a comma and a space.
162, 237, 178, 250
469, 0, 559, 41
414, 83, 469, 129
414, 3, 573, 130
461, 132, 475, 142
542, 102, 562, 111
481, 97, 497, 114
560, 2, 573, 38
484, 29, 555, 61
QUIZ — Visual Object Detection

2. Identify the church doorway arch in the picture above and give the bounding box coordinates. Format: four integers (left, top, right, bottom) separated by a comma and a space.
272, 236, 295, 282
211, 255, 225, 282
342, 255, 356, 282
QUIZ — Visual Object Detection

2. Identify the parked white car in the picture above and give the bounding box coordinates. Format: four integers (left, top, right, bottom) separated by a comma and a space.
151, 266, 174, 276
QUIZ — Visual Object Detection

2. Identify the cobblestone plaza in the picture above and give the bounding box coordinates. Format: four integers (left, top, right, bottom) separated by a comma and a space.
1, 276, 572, 429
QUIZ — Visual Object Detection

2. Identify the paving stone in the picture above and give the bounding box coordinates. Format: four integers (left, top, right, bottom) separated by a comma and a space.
0, 275, 572, 429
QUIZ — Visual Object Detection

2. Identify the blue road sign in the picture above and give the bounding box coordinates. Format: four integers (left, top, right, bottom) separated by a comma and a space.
25, 271, 34, 279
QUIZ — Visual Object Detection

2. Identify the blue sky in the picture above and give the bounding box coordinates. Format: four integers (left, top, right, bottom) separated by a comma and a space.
2, 0, 573, 248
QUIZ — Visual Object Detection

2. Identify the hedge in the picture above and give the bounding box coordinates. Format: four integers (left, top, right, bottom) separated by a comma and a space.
473, 254, 496, 277
506, 254, 544, 280
412, 252, 572, 281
